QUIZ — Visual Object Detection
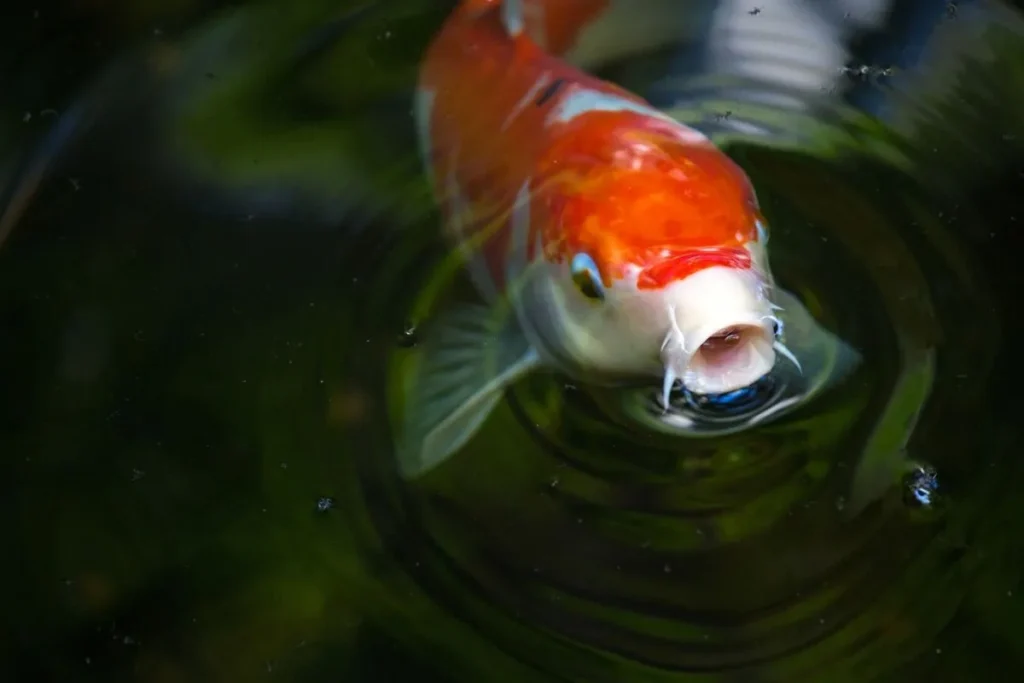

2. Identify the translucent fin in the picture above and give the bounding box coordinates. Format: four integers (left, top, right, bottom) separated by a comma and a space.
766, 286, 860, 395
844, 346, 935, 518
397, 302, 541, 478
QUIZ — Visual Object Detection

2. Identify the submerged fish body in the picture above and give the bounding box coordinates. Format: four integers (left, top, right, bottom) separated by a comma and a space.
400, 0, 837, 476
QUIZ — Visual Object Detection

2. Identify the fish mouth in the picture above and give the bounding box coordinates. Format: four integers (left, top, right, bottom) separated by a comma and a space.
661, 321, 776, 407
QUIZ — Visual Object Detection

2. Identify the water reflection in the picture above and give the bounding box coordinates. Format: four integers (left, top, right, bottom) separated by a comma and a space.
1, 1, 1023, 682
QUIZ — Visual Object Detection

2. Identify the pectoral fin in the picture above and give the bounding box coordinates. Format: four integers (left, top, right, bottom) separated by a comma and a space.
771, 286, 860, 393
843, 345, 935, 518
397, 301, 541, 478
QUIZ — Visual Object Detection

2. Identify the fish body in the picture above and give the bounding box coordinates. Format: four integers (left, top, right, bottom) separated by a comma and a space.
400, 0, 832, 476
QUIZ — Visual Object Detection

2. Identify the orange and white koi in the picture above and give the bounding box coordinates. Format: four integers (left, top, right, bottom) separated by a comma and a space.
399, 0, 831, 476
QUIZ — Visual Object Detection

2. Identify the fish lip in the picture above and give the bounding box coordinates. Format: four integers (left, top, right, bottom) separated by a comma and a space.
661, 318, 776, 400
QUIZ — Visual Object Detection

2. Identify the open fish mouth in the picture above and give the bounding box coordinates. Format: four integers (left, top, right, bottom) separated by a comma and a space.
661, 320, 777, 408
645, 343, 803, 435
620, 285, 861, 439
688, 323, 775, 388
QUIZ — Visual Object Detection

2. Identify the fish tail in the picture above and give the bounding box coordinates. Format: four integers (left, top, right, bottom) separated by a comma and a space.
458, 0, 610, 55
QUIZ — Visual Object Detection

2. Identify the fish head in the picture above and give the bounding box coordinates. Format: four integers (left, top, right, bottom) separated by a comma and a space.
526, 122, 781, 402
541, 249, 778, 402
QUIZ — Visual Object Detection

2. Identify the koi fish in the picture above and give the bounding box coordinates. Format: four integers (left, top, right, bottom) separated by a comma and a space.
400, 0, 847, 476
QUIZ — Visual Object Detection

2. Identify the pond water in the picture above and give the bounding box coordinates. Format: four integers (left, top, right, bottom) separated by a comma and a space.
3, 1, 1024, 682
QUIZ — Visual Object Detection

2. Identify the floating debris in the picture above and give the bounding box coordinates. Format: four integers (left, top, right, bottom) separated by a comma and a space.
396, 322, 419, 348
903, 464, 939, 507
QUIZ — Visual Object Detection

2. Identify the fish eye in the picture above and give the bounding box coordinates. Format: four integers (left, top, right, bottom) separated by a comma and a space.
570, 252, 605, 301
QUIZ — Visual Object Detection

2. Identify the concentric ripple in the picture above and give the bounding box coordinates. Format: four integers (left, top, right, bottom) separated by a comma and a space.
350, 4, 1023, 683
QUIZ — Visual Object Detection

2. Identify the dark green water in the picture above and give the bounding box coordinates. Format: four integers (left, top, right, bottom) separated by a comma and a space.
3, 0, 1024, 681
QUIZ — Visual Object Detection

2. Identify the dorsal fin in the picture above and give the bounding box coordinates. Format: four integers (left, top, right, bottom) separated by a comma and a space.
501, 0, 525, 36
512, 0, 610, 55
458, 0, 525, 37
458, 0, 608, 54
